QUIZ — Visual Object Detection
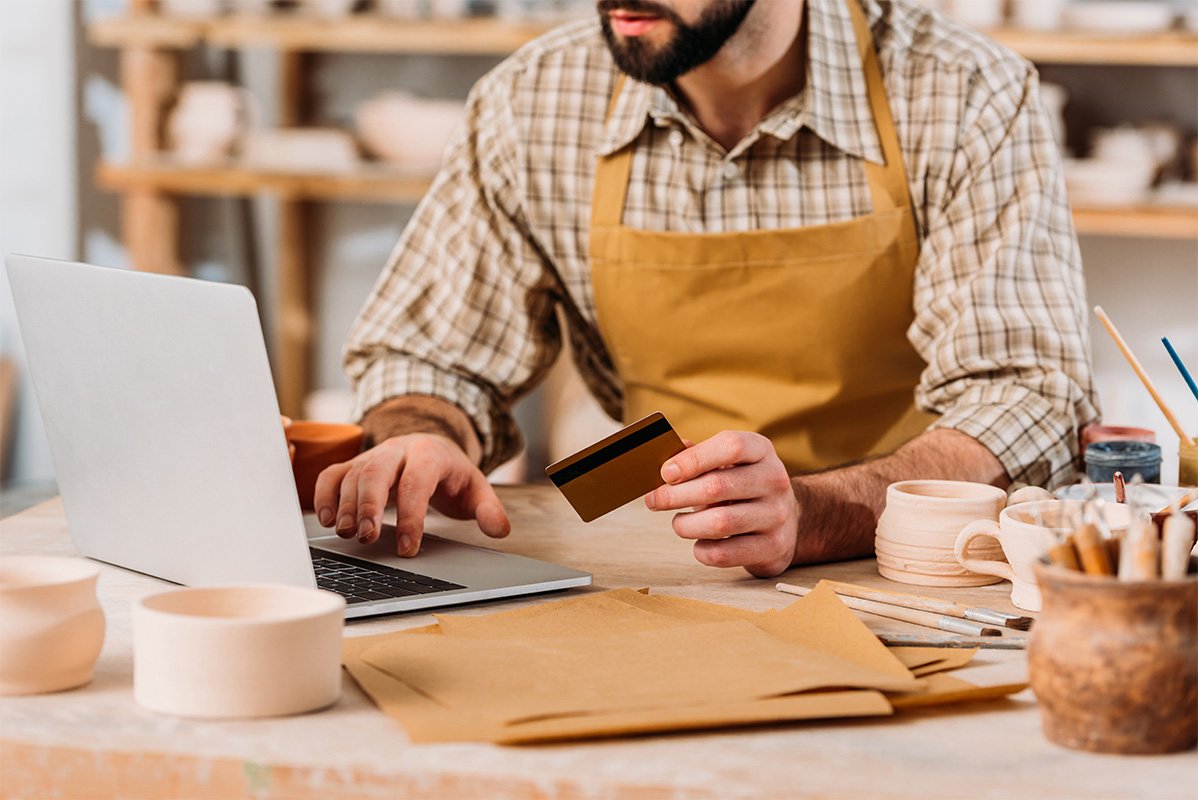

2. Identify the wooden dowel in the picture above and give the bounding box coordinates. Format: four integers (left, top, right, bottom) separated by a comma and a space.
1161, 513, 1196, 580
1114, 471, 1126, 504
1074, 522, 1114, 576
1119, 518, 1159, 581
1046, 535, 1082, 571
1093, 306, 1195, 447
776, 583, 1003, 637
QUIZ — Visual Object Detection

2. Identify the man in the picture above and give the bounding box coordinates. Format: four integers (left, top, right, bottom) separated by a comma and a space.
316, 0, 1097, 578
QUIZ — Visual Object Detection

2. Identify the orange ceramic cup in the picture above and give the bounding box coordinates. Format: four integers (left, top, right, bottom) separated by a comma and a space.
284, 421, 364, 511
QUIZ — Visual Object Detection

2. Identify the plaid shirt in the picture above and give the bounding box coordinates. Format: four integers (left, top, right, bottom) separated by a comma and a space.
345, 0, 1099, 487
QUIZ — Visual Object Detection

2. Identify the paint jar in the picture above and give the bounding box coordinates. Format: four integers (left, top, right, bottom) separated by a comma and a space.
1179, 438, 1198, 487
1084, 441, 1161, 484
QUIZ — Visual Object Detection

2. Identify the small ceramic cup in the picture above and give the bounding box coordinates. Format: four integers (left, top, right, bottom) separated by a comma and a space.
285, 421, 364, 511
0, 555, 106, 695
955, 500, 1132, 611
134, 584, 345, 718
875, 480, 1016, 587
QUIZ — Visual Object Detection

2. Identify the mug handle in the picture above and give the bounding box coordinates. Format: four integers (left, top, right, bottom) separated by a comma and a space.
955, 519, 1015, 581
1006, 485, 1054, 507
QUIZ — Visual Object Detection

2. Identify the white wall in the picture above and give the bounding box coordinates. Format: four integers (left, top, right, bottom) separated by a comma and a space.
0, 0, 77, 487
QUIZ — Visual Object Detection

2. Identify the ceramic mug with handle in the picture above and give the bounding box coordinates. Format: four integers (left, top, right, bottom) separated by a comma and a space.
956, 499, 1132, 611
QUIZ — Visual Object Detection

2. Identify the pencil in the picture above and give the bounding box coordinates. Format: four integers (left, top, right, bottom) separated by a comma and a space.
1162, 336, 1198, 404
1094, 306, 1194, 447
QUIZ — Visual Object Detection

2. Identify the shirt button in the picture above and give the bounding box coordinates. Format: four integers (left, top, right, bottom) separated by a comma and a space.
722, 162, 740, 180
668, 129, 684, 148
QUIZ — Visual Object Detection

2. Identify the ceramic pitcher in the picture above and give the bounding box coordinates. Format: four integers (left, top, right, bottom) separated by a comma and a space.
167, 81, 257, 164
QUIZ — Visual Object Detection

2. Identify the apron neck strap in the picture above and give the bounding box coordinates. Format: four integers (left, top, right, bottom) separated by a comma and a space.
592, 74, 632, 228
845, 0, 910, 213
592, 0, 911, 226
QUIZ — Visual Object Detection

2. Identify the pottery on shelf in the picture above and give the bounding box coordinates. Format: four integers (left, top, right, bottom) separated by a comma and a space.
167, 81, 258, 165
355, 92, 467, 173
0, 555, 106, 695
133, 584, 345, 719
239, 128, 359, 174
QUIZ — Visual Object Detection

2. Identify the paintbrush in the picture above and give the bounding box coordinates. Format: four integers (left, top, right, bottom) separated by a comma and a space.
815, 580, 1033, 630
776, 583, 1004, 637
1162, 336, 1198, 404
877, 633, 1028, 650
1094, 306, 1195, 447
1114, 471, 1126, 504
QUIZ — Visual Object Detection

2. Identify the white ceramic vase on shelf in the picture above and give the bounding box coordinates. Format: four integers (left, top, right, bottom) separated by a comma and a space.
0, 556, 106, 695
167, 81, 258, 165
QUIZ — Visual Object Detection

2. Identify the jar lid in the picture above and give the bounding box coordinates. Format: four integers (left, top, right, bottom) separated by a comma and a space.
1084, 440, 1162, 467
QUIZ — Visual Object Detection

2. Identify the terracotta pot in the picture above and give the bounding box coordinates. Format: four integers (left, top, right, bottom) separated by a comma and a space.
875, 480, 1009, 587
0, 556, 105, 695
134, 584, 345, 719
285, 421, 364, 511
956, 500, 1131, 611
1029, 562, 1198, 754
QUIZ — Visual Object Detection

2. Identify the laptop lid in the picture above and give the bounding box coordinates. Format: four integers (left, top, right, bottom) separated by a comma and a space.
6, 255, 315, 587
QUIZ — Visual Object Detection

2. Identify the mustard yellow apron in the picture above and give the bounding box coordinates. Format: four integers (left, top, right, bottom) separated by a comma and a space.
588, 0, 935, 474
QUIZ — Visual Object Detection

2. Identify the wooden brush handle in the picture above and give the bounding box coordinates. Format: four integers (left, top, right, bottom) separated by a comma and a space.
1074, 523, 1114, 576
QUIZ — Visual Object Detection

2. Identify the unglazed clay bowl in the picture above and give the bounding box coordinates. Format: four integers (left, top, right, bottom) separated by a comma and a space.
0, 555, 105, 695
134, 584, 345, 718
285, 421, 364, 511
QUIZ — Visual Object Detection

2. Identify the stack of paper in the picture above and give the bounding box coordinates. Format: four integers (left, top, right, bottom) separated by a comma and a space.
343, 583, 1025, 744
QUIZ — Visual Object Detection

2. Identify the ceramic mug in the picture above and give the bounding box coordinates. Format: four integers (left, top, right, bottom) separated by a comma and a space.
285, 421, 364, 511
0, 555, 106, 695
956, 500, 1132, 611
874, 481, 1051, 587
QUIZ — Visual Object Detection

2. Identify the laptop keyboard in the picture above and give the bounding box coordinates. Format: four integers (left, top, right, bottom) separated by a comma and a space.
310, 548, 465, 605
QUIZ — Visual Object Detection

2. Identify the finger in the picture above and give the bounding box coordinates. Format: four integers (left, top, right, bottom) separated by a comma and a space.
662, 431, 771, 484
393, 460, 442, 557
693, 530, 790, 574
431, 469, 512, 538
335, 466, 364, 538
647, 462, 775, 511
354, 447, 405, 545
670, 499, 788, 541
313, 461, 353, 528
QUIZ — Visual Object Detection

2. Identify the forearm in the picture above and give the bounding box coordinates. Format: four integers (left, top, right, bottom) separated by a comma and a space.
360, 395, 483, 466
790, 428, 1009, 564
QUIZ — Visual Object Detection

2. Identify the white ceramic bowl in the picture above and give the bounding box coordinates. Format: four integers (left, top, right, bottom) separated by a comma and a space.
1054, 483, 1196, 510
355, 92, 466, 173
134, 584, 345, 719
1063, 157, 1157, 206
1062, 1, 1174, 34
0, 556, 105, 695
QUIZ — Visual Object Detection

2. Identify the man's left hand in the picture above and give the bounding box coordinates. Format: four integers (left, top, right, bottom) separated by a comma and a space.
644, 431, 798, 577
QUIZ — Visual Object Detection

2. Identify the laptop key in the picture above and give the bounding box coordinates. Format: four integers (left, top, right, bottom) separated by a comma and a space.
355, 590, 391, 601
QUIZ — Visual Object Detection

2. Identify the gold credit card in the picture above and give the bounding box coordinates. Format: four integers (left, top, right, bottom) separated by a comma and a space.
545, 411, 686, 523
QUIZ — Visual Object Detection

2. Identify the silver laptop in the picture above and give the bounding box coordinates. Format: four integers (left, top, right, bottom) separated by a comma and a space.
6, 255, 591, 618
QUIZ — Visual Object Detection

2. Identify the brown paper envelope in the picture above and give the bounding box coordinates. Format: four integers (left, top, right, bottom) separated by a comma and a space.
613, 585, 914, 681
887, 647, 979, 677
495, 690, 893, 745
887, 672, 1027, 710
361, 619, 923, 724
346, 631, 894, 745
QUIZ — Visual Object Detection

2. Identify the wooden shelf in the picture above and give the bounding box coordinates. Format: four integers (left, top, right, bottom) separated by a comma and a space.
97, 158, 433, 203
90, 14, 1198, 65
1072, 204, 1198, 239
99, 159, 1198, 238
989, 27, 1198, 67
90, 14, 553, 55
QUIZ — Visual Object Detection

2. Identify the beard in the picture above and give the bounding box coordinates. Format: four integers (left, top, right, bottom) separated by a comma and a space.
598, 0, 757, 85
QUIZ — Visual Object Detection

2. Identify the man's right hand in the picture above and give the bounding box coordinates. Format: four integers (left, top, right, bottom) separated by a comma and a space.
312, 433, 511, 557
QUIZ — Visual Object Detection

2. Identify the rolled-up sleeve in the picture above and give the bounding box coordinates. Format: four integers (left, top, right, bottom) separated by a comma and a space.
344, 67, 562, 474
912, 64, 1099, 488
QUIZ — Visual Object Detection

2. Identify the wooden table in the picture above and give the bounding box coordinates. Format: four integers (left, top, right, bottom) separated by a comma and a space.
2, 485, 1194, 798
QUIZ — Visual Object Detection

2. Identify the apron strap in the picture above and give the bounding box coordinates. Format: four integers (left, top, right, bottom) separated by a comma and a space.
845, 0, 911, 214
591, 74, 633, 229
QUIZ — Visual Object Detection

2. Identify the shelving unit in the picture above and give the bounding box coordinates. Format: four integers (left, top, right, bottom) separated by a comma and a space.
88, 9, 1198, 414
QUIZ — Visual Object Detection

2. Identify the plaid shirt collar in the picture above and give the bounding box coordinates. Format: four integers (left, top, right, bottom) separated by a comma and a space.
596, 0, 885, 164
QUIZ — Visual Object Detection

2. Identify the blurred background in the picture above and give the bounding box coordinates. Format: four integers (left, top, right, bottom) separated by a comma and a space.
1, 0, 1196, 510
